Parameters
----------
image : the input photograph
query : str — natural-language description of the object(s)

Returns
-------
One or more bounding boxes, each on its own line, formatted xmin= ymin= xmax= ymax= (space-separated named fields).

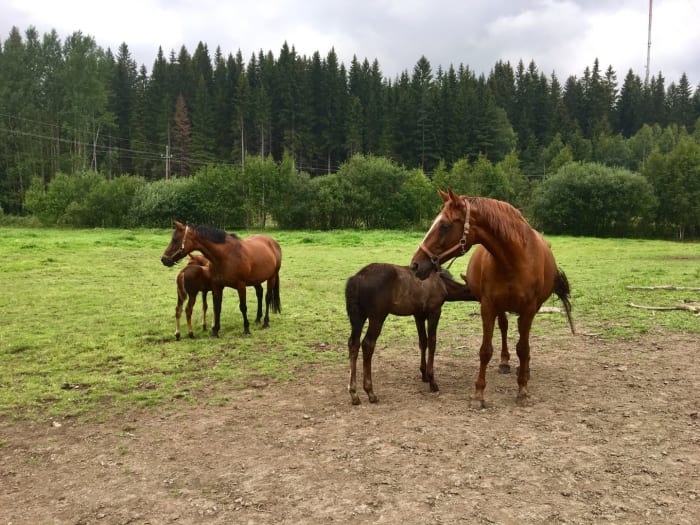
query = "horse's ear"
xmin=447 ymin=188 xmax=459 ymax=202
xmin=173 ymin=220 xmax=184 ymax=229
xmin=437 ymin=189 xmax=450 ymax=202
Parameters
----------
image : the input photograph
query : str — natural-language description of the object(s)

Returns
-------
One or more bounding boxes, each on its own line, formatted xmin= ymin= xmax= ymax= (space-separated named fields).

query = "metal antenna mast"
xmin=645 ymin=0 xmax=653 ymax=85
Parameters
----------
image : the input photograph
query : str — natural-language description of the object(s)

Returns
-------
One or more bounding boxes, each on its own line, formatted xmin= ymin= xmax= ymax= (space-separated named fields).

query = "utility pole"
xmin=645 ymin=0 xmax=653 ymax=85
xmin=162 ymin=126 xmax=172 ymax=179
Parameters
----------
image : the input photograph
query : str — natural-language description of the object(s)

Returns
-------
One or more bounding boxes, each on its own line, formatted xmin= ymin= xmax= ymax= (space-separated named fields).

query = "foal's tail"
xmin=554 ymin=268 xmax=575 ymax=335
xmin=176 ymin=271 xmax=187 ymax=303
xmin=345 ymin=275 xmax=365 ymax=333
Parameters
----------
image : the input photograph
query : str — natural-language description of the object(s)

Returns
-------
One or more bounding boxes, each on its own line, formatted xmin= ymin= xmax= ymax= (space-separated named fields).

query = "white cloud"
xmin=1 ymin=0 xmax=697 ymax=84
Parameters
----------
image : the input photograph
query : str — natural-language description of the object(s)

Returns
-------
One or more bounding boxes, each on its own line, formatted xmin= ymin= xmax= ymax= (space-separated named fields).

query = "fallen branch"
xmin=539 ymin=306 xmax=563 ymax=314
xmin=626 ymin=285 xmax=700 ymax=291
xmin=627 ymin=302 xmax=700 ymax=314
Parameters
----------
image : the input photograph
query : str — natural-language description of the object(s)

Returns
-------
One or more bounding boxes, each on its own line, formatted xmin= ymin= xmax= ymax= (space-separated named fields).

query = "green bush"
xmin=531 ymin=162 xmax=657 ymax=236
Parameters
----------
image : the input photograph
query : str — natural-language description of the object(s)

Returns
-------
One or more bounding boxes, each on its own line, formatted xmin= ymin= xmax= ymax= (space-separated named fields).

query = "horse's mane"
xmin=470 ymin=197 xmax=531 ymax=243
xmin=191 ymin=224 xmax=239 ymax=244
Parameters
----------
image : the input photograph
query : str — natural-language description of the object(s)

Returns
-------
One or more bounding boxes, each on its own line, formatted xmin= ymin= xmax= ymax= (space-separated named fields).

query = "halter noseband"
xmin=419 ymin=198 xmax=471 ymax=270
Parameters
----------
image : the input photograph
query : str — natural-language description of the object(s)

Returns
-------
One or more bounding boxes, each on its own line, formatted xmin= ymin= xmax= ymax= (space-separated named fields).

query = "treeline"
xmin=1 ymin=25 xmax=699 ymax=218
xmin=22 ymin=122 xmax=700 ymax=239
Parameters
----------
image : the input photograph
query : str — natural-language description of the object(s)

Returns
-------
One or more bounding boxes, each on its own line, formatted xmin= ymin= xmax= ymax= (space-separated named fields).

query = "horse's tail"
xmin=554 ymin=268 xmax=575 ymax=335
xmin=270 ymin=274 xmax=282 ymax=314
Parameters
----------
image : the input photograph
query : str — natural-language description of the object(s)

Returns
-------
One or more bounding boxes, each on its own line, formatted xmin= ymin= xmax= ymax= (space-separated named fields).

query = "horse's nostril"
xmin=410 ymin=262 xmax=418 ymax=272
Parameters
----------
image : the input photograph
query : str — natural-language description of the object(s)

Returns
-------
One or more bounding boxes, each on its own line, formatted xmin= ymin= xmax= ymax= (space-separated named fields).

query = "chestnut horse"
xmin=345 ymin=263 xmax=477 ymax=405
xmin=411 ymin=189 xmax=574 ymax=408
xmin=161 ymin=221 xmax=282 ymax=337
xmin=175 ymin=253 xmax=213 ymax=340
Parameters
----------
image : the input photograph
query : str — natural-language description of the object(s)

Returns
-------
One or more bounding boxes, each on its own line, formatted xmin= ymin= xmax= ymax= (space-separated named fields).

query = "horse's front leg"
xmin=211 ymin=286 xmax=224 ymax=338
xmin=237 ymin=286 xmax=250 ymax=335
xmin=361 ymin=318 xmax=384 ymax=403
xmin=472 ymin=304 xmax=496 ymax=409
xmin=254 ymin=284 xmax=264 ymax=324
xmin=515 ymin=311 xmax=535 ymax=404
xmin=497 ymin=312 xmax=510 ymax=373
xmin=425 ymin=309 xmax=441 ymax=392
xmin=414 ymin=315 xmax=429 ymax=383
xmin=185 ymin=294 xmax=197 ymax=338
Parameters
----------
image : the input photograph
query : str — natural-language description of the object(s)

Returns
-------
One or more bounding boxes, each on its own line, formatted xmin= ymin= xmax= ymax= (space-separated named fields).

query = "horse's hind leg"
xmin=497 ymin=312 xmax=510 ymax=373
xmin=515 ymin=311 xmax=535 ymax=404
xmin=254 ymin=284 xmax=264 ymax=325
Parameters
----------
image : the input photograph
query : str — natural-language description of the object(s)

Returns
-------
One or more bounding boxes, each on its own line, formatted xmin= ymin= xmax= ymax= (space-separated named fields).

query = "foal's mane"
xmin=470 ymin=197 xmax=531 ymax=244
xmin=191 ymin=224 xmax=239 ymax=244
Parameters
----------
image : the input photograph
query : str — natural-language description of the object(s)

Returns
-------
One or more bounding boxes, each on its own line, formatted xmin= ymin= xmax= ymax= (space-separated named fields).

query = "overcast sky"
xmin=2 ymin=0 xmax=699 ymax=86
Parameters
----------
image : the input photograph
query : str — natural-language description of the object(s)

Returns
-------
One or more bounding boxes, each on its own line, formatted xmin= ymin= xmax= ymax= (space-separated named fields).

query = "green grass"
xmin=0 ymin=227 xmax=698 ymax=420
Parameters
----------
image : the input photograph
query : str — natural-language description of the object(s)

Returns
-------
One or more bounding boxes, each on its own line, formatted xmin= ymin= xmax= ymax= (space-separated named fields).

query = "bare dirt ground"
xmin=2 ymin=328 xmax=699 ymax=524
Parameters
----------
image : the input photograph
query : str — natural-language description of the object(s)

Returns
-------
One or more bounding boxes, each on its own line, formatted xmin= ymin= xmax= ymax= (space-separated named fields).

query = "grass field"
xmin=1 ymin=227 xmax=698 ymax=420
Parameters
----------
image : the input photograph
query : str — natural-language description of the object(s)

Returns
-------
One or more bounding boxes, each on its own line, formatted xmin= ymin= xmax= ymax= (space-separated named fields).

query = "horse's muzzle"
xmin=161 ymin=255 xmax=175 ymax=267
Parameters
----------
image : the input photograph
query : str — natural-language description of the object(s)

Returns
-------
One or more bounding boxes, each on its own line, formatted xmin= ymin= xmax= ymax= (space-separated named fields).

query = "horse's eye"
xmin=439 ymin=222 xmax=451 ymax=234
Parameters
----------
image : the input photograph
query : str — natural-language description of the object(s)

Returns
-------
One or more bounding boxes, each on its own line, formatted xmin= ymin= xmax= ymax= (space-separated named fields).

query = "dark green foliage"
xmin=531 ymin=162 xmax=657 ymax=237
xmin=1 ymin=25 xmax=699 ymax=237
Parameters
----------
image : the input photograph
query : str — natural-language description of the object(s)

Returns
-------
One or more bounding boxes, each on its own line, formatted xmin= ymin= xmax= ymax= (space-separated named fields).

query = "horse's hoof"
xmin=368 ymin=394 xmax=378 ymax=403
xmin=470 ymin=398 xmax=486 ymax=410
xmin=430 ymin=383 xmax=439 ymax=392
xmin=188 ymin=332 xmax=195 ymax=339
xmin=262 ymin=323 xmax=270 ymax=329
xmin=175 ymin=333 xmax=181 ymax=341
xmin=516 ymin=392 xmax=530 ymax=406
xmin=351 ymin=396 xmax=361 ymax=406
xmin=210 ymin=333 xmax=219 ymax=339
xmin=499 ymin=364 xmax=511 ymax=374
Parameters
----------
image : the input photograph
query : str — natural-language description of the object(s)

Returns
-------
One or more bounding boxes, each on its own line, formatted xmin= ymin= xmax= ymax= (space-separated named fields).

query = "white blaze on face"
xmin=422 ymin=212 xmax=443 ymax=244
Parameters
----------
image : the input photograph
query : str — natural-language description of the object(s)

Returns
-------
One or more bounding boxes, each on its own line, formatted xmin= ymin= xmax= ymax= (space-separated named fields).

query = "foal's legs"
xmin=254 ymin=284 xmax=264 ymax=324
xmin=175 ymin=293 xmax=185 ymax=341
xmin=418 ymin=311 xmax=441 ymax=392
xmin=472 ymin=303 xmax=497 ymax=409
xmin=360 ymin=317 xmax=385 ymax=403
xmin=348 ymin=316 xmax=365 ymax=405
xmin=415 ymin=315 xmax=429 ymax=384
xmin=497 ymin=312 xmax=510 ymax=373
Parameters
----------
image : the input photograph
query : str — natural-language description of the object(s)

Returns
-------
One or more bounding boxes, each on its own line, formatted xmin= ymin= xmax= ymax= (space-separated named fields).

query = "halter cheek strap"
xmin=419 ymin=198 xmax=471 ymax=268
xmin=176 ymin=225 xmax=189 ymax=256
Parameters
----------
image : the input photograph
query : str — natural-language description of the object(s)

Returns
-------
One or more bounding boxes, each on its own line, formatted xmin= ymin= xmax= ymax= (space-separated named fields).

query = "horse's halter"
xmin=172 ymin=225 xmax=189 ymax=259
xmin=418 ymin=198 xmax=471 ymax=270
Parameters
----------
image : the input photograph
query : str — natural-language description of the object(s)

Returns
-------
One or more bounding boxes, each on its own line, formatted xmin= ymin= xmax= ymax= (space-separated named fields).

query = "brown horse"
xmin=175 ymin=253 xmax=213 ymax=340
xmin=161 ymin=221 xmax=282 ymax=337
xmin=175 ymin=253 xmax=266 ymax=340
xmin=410 ymin=189 xmax=574 ymax=408
xmin=345 ymin=263 xmax=477 ymax=405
